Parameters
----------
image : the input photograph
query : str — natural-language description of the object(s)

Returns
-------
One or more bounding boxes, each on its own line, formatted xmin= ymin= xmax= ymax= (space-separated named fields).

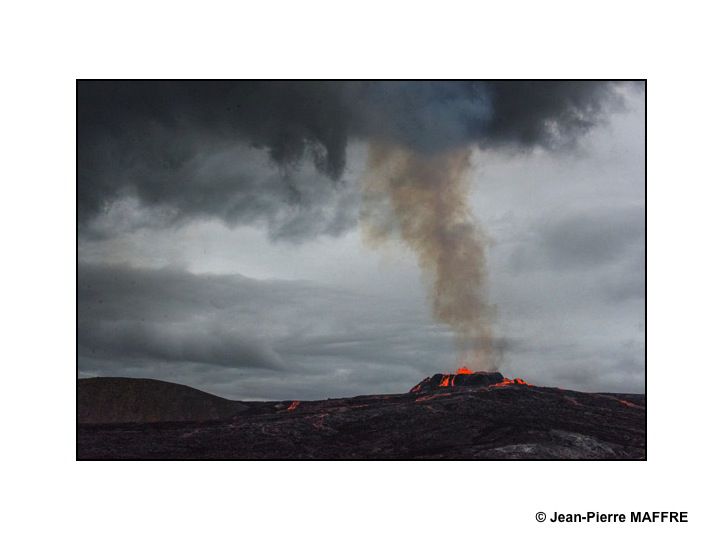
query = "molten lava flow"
xmin=437 ymin=368 xmax=476 ymax=388
xmin=439 ymin=374 xmax=460 ymax=387
xmin=489 ymin=378 xmax=531 ymax=388
xmin=415 ymin=392 xmax=452 ymax=402
xmin=287 ymin=400 xmax=300 ymax=411
xmin=617 ymin=399 xmax=643 ymax=409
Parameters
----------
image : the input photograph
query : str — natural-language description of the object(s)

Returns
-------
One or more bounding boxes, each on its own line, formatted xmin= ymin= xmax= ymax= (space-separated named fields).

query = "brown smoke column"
xmin=361 ymin=143 xmax=499 ymax=371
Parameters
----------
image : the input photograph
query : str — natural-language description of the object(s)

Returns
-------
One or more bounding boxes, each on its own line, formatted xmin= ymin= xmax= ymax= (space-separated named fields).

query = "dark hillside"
xmin=78 ymin=377 xmax=248 ymax=424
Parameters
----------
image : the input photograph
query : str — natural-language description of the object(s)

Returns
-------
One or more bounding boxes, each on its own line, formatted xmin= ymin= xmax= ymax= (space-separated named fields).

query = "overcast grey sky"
xmin=77 ymin=81 xmax=645 ymax=400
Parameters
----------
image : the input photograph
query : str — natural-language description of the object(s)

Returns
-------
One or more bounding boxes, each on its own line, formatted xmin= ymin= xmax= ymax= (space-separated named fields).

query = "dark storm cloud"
xmin=78 ymin=81 xmax=633 ymax=237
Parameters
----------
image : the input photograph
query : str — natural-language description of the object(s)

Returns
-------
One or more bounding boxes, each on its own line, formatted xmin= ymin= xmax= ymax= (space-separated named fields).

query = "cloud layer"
xmin=78 ymin=81 xmax=632 ymax=239
xmin=78 ymin=262 xmax=458 ymax=399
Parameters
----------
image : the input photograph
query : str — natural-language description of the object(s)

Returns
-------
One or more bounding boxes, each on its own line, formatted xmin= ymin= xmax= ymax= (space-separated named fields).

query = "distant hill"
xmin=78 ymin=377 xmax=248 ymax=424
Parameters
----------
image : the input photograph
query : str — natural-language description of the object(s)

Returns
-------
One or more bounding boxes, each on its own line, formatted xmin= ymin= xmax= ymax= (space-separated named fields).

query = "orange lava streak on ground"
xmin=415 ymin=392 xmax=452 ymax=402
xmin=287 ymin=400 xmax=300 ymax=411
xmin=617 ymin=399 xmax=643 ymax=409
xmin=489 ymin=378 xmax=531 ymax=388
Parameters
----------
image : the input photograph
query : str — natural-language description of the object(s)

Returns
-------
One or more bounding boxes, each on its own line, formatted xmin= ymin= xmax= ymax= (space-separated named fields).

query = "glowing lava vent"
xmin=409 ymin=370 xmax=512 ymax=393
xmin=489 ymin=378 xmax=531 ymax=388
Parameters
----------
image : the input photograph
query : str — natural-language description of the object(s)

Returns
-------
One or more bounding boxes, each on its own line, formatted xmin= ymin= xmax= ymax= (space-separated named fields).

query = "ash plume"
xmin=362 ymin=144 xmax=497 ymax=369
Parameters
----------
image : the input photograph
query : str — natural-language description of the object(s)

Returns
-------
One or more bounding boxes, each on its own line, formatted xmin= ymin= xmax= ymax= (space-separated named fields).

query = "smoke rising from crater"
xmin=362 ymin=144 xmax=498 ymax=370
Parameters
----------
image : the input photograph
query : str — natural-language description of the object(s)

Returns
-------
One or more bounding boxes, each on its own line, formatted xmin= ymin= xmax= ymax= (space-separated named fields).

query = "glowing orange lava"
xmin=437 ymin=367 xmax=473 ymax=387
xmin=489 ymin=378 xmax=531 ymax=388
xmin=287 ymin=400 xmax=300 ymax=411
xmin=617 ymin=399 xmax=643 ymax=409
xmin=416 ymin=392 xmax=452 ymax=402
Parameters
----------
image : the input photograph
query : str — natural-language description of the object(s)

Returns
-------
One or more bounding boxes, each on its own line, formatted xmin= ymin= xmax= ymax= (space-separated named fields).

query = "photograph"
xmin=76 ymin=80 xmax=646 ymax=460
xmin=6 ymin=2 xmax=718 ymax=537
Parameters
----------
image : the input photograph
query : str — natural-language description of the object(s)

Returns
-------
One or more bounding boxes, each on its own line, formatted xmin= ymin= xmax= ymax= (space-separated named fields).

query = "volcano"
xmin=77 ymin=371 xmax=646 ymax=460
xmin=410 ymin=369 xmax=509 ymax=392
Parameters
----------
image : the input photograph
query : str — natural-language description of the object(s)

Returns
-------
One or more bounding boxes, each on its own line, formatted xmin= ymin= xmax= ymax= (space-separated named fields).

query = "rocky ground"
xmin=77 ymin=375 xmax=646 ymax=460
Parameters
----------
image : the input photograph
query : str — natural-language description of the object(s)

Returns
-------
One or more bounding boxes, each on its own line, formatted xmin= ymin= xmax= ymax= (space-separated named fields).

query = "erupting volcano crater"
xmin=410 ymin=367 xmax=531 ymax=392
